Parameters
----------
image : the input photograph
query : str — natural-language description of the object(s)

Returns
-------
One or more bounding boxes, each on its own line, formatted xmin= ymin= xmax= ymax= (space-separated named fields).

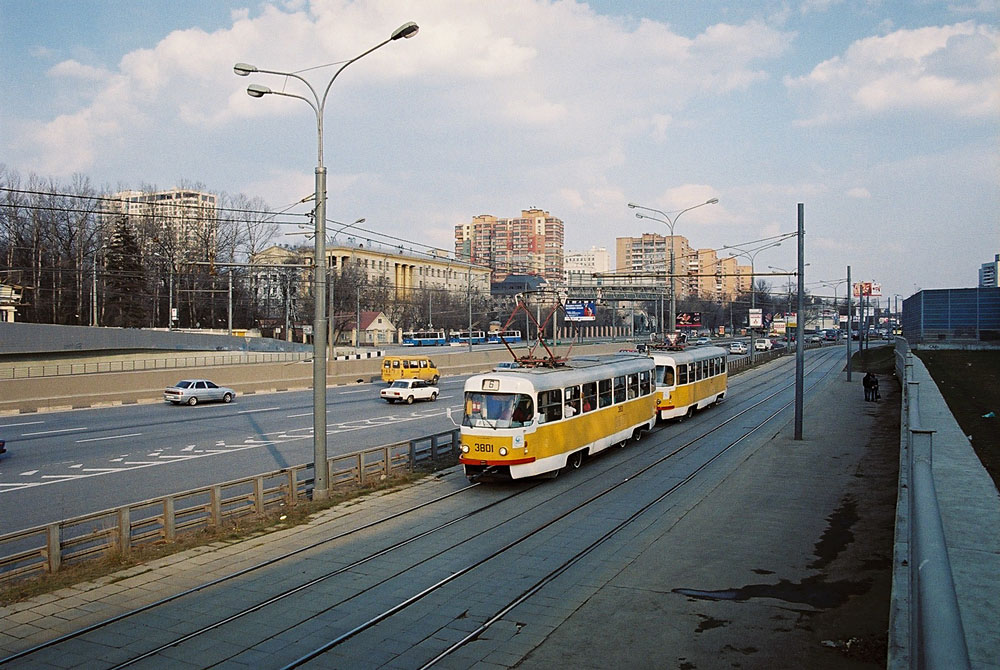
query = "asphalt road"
xmin=0 ymin=376 xmax=470 ymax=535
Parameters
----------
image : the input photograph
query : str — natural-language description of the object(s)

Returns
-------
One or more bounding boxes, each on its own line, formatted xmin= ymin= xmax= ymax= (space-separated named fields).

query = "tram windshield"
xmin=463 ymin=392 xmax=534 ymax=429
xmin=655 ymin=364 xmax=675 ymax=387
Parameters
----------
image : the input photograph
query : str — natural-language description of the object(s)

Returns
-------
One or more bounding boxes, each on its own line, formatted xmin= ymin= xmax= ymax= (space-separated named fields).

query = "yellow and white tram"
xmin=459 ymin=354 xmax=657 ymax=480
xmin=651 ymin=346 xmax=728 ymax=421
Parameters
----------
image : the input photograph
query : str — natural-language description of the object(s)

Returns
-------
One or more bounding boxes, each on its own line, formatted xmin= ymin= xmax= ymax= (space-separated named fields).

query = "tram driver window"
xmin=582 ymin=382 xmax=597 ymax=412
xmin=658 ymin=365 xmax=675 ymax=386
xmin=613 ymin=375 xmax=626 ymax=403
xmin=598 ymin=379 xmax=612 ymax=408
xmin=537 ymin=389 xmax=562 ymax=424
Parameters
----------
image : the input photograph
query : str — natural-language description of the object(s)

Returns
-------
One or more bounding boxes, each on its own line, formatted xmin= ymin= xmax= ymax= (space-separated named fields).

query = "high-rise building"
xmin=564 ymin=247 xmax=610 ymax=285
xmin=979 ymin=253 xmax=999 ymax=288
xmin=455 ymin=208 xmax=564 ymax=282
xmin=615 ymin=233 xmax=694 ymax=297
xmin=102 ymin=188 xmax=218 ymax=260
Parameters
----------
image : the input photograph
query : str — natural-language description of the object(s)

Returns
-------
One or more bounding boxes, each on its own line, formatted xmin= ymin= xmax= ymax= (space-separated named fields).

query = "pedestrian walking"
xmin=863 ymin=371 xmax=876 ymax=401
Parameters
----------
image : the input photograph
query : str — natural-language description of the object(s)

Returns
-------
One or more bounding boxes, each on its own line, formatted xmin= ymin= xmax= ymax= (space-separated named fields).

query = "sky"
xmin=1 ymin=0 xmax=997 ymax=306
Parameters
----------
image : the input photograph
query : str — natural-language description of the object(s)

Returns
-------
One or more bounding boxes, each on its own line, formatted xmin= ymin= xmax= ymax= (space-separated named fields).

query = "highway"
xmin=0 ymin=377 xmax=469 ymax=535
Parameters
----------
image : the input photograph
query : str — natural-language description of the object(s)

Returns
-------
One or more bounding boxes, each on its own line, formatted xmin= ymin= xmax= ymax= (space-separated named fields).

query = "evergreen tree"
xmin=103 ymin=215 xmax=148 ymax=327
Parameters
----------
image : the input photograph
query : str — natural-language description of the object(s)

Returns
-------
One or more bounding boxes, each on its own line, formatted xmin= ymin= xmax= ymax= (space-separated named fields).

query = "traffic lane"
xmin=0 ymin=377 xmax=467 ymax=471
xmin=0 ymin=382 xmax=467 ymax=534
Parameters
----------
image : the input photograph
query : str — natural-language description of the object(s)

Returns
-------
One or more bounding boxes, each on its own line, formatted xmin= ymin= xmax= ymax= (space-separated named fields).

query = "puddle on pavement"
xmin=810 ymin=495 xmax=858 ymax=570
xmin=673 ymin=574 xmax=871 ymax=610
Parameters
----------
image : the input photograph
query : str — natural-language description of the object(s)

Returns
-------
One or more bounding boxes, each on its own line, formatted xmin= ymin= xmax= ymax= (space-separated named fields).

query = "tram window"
xmin=538 ymin=389 xmax=562 ymax=424
xmin=660 ymin=365 xmax=675 ymax=386
xmin=704 ymin=360 xmax=710 ymax=378
xmin=640 ymin=370 xmax=651 ymax=395
xmin=721 ymin=357 xmax=727 ymax=374
xmin=598 ymin=379 xmax=613 ymax=408
xmin=613 ymin=375 xmax=626 ymax=403
xmin=582 ymin=382 xmax=597 ymax=412
xmin=678 ymin=364 xmax=688 ymax=385
xmin=627 ymin=374 xmax=638 ymax=399
xmin=564 ymin=386 xmax=581 ymax=417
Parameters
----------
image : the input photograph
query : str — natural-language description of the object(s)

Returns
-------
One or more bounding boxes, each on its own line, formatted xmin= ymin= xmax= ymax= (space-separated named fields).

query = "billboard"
xmin=565 ymin=300 xmax=597 ymax=321
xmin=749 ymin=308 xmax=762 ymax=328
xmin=675 ymin=312 xmax=701 ymax=328
xmin=853 ymin=281 xmax=882 ymax=297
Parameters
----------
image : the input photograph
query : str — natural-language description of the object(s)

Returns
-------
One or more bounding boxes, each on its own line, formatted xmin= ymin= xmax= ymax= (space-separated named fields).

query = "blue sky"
xmin=1 ymin=0 xmax=997 ymax=304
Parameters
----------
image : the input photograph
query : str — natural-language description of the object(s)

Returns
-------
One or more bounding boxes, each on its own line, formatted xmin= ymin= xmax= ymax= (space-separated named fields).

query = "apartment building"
xmin=455 ymin=208 xmax=565 ymax=283
xmin=564 ymin=247 xmax=610 ymax=285
xmin=103 ymin=188 xmax=218 ymax=260
xmin=615 ymin=233 xmax=694 ymax=296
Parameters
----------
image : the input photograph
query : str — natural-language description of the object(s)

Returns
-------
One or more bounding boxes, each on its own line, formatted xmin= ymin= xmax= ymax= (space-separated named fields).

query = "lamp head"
xmin=247 ymin=84 xmax=271 ymax=98
xmin=391 ymin=21 xmax=419 ymax=40
xmin=233 ymin=63 xmax=257 ymax=77
xmin=706 ymin=198 xmax=719 ymax=205
xmin=627 ymin=202 xmax=637 ymax=209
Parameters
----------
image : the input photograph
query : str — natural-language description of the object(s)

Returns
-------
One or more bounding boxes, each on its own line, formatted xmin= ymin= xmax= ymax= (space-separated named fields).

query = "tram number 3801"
xmin=472 ymin=443 xmax=494 ymax=453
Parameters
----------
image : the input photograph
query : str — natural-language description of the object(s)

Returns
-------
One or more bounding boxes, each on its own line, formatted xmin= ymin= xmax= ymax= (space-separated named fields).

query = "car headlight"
xmin=499 ymin=447 xmax=508 ymax=456
xmin=461 ymin=445 xmax=470 ymax=454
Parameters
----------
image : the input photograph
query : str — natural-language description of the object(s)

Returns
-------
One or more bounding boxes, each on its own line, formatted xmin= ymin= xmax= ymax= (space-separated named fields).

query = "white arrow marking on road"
xmin=20 ymin=470 xmax=38 ymax=476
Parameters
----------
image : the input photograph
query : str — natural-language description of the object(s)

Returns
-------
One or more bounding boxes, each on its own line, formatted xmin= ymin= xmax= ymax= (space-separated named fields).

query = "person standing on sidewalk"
xmin=863 ymin=371 xmax=876 ymax=401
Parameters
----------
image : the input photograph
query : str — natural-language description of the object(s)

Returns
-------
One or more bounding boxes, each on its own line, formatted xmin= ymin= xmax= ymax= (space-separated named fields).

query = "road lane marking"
xmin=22 ymin=427 xmax=87 ymax=436
xmin=76 ymin=433 xmax=143 ymax=443
xmin=0 ymin=420 xmax=44 ymax=428
xmin=20 ymin=470 xmax=39 ymax=476
xmin=237 ymin=407 xmax=280 ymax=414
xmin=337 ymin=389 xmax=369 ymax=395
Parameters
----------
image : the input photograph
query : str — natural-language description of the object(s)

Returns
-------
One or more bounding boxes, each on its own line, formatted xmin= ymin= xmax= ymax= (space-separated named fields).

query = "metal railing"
xmin=893 ymin=341 xmax=970 ymax=669
xmin=0 ymin=351 xmax=312 ymax=380
xmin=0 ymin=429 xmax=459 ymax=585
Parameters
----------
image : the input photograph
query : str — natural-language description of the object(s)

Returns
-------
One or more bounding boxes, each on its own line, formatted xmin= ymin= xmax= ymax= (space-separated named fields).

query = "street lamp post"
xmin=235 ymin=20 xmax=418 ymax=501
xmin=627 ymin=198 xmax=718 ymax=337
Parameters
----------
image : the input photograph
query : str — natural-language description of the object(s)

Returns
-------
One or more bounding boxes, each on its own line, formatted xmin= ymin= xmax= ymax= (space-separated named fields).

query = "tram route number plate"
xmin=482 ymin=379 xmax=500 ymax=391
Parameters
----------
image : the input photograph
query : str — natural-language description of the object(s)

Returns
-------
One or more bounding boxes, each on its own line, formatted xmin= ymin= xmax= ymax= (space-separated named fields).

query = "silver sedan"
xmin=163 ymin=379 xmax=236 ymax=406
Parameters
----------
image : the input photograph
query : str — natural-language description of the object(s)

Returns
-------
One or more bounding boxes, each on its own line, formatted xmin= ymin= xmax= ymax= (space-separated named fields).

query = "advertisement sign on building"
xmin=853 ymin=281 xmax=882 ymax=297
xmin=565 ymin=300 xmax=597 ymax=321
xmin=749 ymin=308 xmax=762 ymax=328
xmin=675 ymin=312 xmax=701 ymax=328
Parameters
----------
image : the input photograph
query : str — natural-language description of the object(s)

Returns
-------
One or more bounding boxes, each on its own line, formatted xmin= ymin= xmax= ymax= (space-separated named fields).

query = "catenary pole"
xmin=794 ymin=203 xmax=805 ymax=440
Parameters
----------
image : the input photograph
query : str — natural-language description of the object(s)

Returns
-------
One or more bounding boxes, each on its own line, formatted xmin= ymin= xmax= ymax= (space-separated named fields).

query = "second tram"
xmin=459 ymin=354 xmax=656 ymax=480
xmin=651 ymin=346 xmax=728 ymax=421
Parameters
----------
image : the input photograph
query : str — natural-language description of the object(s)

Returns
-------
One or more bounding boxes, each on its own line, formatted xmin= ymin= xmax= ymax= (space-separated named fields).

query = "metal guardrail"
xmin=0 ymin=351 xmax=312 ymax=380
xmin=0 ymin=429 xmax=459 ymax=586
xmin=894 ymin=341 xmax=971 ymax=670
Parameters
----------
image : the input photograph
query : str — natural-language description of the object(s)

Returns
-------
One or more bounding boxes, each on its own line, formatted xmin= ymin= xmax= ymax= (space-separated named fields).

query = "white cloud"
xmin=48 ymin=60 xmax=112 ymax=82
xmin=846 ymin=187 xmax=871 ymax=198
xmin=785 ymin=21 xmax=1000 ymax=124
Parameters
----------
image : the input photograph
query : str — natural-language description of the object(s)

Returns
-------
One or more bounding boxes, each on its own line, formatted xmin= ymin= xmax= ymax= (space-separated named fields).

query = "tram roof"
xmin=649 ymin=346 xmax=728 ymax=365
xmin=466 ymin=353 xmax=654 ymax=393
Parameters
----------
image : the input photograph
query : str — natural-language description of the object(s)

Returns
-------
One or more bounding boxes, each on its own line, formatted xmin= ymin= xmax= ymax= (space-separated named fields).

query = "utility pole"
xmin=846 ymin=266 xmax=853 ymax=381
xmin=794 ymin=203 xmax=804 ymax=440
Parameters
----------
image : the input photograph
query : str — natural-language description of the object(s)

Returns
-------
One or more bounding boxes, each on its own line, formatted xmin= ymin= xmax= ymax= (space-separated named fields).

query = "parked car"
xmin=808 ymin=334 xmax=823 ymax=343
xmin=380 ymin=378 xmax=439 ymax=404
xmin=163 ymin=379 xmax=236 ymax=406
xmin=728 ymin=341 xmax=748 ymax=355
xmin=693 ymin=337 xmax=712 ymax=346
xmin=492 ymin=361 xmax=522 ymax=371
xmin=754 ymin=338 xmax=773 ymax=351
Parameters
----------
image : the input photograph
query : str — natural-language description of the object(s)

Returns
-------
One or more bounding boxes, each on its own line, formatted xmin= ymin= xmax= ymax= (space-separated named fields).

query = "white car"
xmin=492 ymin=361 xmax=522 ymax=371
xmin=728 ymin=341 xmax=748 ymax=355
xmin=380 ymin=378 xmax=439 ymax=404
xmin=754 ymin=338 xmax=773 ymax=351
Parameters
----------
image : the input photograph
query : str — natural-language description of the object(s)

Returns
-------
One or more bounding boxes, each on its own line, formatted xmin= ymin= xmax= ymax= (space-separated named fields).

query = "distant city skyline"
xmin=2 ymin=0 xmax=996 ymax=302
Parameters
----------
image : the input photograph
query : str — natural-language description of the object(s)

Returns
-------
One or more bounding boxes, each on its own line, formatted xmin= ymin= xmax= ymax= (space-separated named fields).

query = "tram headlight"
xmin=499 ymin=447 xmax=508 ymax=457
xmin=461 ymin=444 xmax=470 ymax=454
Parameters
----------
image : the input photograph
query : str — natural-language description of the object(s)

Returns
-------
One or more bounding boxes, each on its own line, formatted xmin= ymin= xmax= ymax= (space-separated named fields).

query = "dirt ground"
xmin=915 ymin=350 xmax=1000 ymax=491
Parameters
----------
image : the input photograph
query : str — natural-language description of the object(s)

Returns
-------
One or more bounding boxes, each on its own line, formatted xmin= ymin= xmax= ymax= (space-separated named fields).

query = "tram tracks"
xmin=1 ymin=348 xmax=840 ymax=669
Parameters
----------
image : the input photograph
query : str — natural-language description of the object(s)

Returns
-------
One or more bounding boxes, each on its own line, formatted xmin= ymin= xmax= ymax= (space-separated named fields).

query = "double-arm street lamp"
xmin=234 ymin=20 xmax=418 ymax=500
xmin=627 ymin=198 xmax=718 ymax=335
